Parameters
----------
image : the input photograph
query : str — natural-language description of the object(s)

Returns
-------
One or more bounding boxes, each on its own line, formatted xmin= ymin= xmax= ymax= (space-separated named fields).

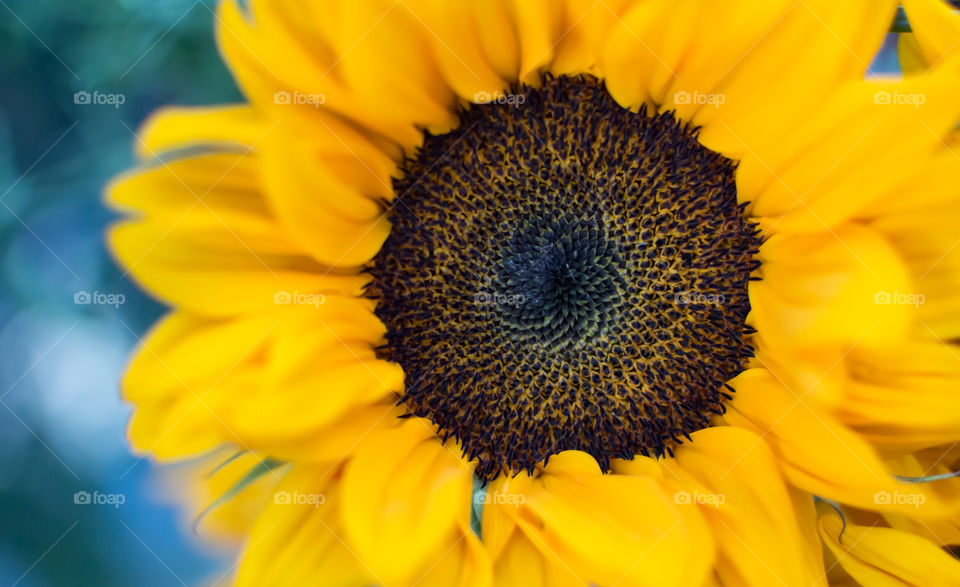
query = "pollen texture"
xmin=369 ymin=74 xmax=761 ymax=482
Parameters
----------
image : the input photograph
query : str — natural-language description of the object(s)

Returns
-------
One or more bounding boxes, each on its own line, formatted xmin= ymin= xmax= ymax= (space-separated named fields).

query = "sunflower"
xmin=109 ymin=0 xmax=960 ymax=585
xmin=898 ymin=0 xmax=960 ymax=74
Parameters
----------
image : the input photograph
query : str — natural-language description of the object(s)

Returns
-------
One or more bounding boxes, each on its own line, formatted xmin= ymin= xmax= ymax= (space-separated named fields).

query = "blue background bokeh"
xmin=0 ymin=1 xmax=904 ymax=585
xmin=0 ymin=1 xmax=242 ymax=585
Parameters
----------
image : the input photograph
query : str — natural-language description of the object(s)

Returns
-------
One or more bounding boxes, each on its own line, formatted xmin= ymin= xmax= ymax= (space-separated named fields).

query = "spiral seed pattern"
xmin=369 ymin=74 xmax=760 ymax=481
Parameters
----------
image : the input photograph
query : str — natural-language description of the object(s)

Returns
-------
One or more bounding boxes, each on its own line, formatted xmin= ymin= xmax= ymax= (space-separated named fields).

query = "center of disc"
xmin=368 ymin=74 xmax=760 ymax=482
xmin=495 ymin=214 xmax=626 ymax=348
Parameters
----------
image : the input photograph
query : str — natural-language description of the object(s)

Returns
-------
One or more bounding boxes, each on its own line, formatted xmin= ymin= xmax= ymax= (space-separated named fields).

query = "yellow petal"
xmin=134 ymin=105 xmax=267 ymax=158
xmin=480 ymin=473 xmax=536 ymax=561
xmin=472 ymin=0 xmax=521 ymax=81
xmin=750 ymin=224 xmax=913 ymax=352
xmin=900 ymin=0 xmax=960 ymax=72
xmin=601 ymin=0 xmax=696 ymax=111
xmin=217 ymin=0 xmax=447 ymax=150
xmin=603 ymin=0 xmax=897 ymax=157
xmin=750 ymin=336 xmax=849 ymax=408
xmin=665 ymin=427 xmax=827 ymax=586
xmin=107 ymin=153 xmax=368 ymax=315
xmin=259 ymin=123 xmax=394 ymax=267
xmin=839 ymin=340 xmax=960 ymax=454
xmin=334 ymin=0 xmax=459 ymax=138
xmin=734 ymin=69 xmax=960 ymax=232
xmin=417 ymin=523 xmax=493 ymax=587
xmin=503 ymin=0 xmax=564 ymax=84
xmin=818 ymin=501 xmax=960 ymax=586
xmin=728 ymin=369 xmax=960 ymax=517
xmin=869 ymin=194 xmax=960 ymax=339
xmin=728 ymin=369 xmax=892 ymax=503
xmin=235 ymin=465 xmax=377 ymax=586
xmin=550 ymin=0 xmax=633 ymax=77
xmin=127 ymin=392 xmax=228 ymax=460
xmin=124 ymin=307 xmax=402 ymax=462
xmin=225 ymin=303 xmax=403 ymax=443
xmin=694 ymin=0 xmax=897 ymax=155
xmin=664 ymin=0 xmax=799 ymax=122
xmin=520 ymin=451 xmax=715 ymax=587
xmin=883 ymin=448 xmax=960 ymax=546
xmin=403 ymin=0 xmax=510 ymax=101
xmin=161 ymin=450 xmax=281 ymax=543
xmin=340 ymin=419 xmax=474 ymax=584
xmin=493 ymin=526 xmax=585 ymax=587
xmin=124 ymin=311 xmax=277 ymax=458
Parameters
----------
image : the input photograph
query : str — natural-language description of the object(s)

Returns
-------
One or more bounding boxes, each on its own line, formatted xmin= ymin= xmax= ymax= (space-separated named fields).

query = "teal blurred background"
xmin=0 ymin=1 xmax=906 ymax=586
xmin=0 ymin=1 xmax=242 ymax=585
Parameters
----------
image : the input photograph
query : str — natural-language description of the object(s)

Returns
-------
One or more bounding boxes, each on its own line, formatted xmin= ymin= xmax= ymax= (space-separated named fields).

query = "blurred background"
xmin=0 ymin=2 xmax=904 ymax=586
xmin=0 ymin=0 xmax=242 ymax=585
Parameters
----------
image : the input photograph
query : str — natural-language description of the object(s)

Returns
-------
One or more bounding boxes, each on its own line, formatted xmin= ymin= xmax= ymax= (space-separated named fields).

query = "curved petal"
xmin=818 ymin=501 xmax=960 ymax=586
xmin=217 ymin=0 xmax=457 ymax=151
xmin=134 ymin=105 xmax=268 ymax=158
xmin=750 ymin=224 xmax=913 ymax=352
xmin=259 ymin=123 xmax=394 ymax=267
xmin=869 ymin=195 xmax=960 ymax=340
xmin=839 ymin=340 xmax=960 ymax=454
xmin=179 ymin=451 xmax=285 ymax=543
xmin=601 ymin=0 xmax=700 ymax=111
xmin=502 ymin=0 xmax=565 ymax=84
xmin=107 ymin=153 xmax=369 ymax=316
xmin=492 ymin=525 xmax=587 ymax=587
xmin=734 ymin=69 xmax=960 ymax=233
xmin=333 ymin=0 xmax=459 ymax=137
xmin=694 ymin=0 xmax=897 ymax=155
xmin=550 ymin=0 xmax=634 ymax=77
xmin=234 ymin=464 xmax=375 ymax=586
xmin=416 ymin=521 xmax=493 ymax=587
xmin=484 ymin=451 xmax=715 ymax=587
xmin=603 ymin=0 xmax=897 ymax=158
xmin=340 ymin=419 xmax=475 ymax=584
xmin=663 ymin=427 xmax=827 ymax=586
xmin=900 ymin=0 xmax=960 ymax=73
xmin=883 ymin=446 xmax=960 ymax=546
xmin=402 ymin=0 xmax=512 ymax=101
xmin=123 ymin=306 xmax=403 ymax=462
xmin=728 ymin=369 xmax=960 ymax=518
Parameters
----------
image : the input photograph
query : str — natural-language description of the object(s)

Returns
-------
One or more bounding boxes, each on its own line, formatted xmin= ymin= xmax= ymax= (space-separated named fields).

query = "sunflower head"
xmin=109 ymin=0 xmax=960 ymax=584
xmin=369 ymin=73 xmax=760 ymax=480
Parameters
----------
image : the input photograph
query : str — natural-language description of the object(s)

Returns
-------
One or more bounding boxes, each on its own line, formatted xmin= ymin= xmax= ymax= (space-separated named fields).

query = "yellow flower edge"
xmin=898 ymin=0 xmax=960 ymax=74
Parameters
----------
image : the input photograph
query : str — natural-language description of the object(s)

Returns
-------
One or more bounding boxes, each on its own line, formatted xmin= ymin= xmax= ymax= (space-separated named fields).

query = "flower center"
xmin=369 ymin=74 xmax=760 ymax=482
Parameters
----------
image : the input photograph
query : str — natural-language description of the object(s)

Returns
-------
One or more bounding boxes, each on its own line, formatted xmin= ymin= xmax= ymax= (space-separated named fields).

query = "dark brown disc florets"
xmin=368 ymin=74 xmax=760 ymax=482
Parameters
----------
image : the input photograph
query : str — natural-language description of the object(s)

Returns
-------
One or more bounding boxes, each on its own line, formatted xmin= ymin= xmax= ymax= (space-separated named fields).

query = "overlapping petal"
xmin=818 ymin=501 xmax=960 ymax=585
xmin=340 ymin=419 xmax=477 ymax=584
xmin=482 ymin=452 xmax=714 ymax=587
xmin=106 ymin=1 xmax=960 ymax=585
